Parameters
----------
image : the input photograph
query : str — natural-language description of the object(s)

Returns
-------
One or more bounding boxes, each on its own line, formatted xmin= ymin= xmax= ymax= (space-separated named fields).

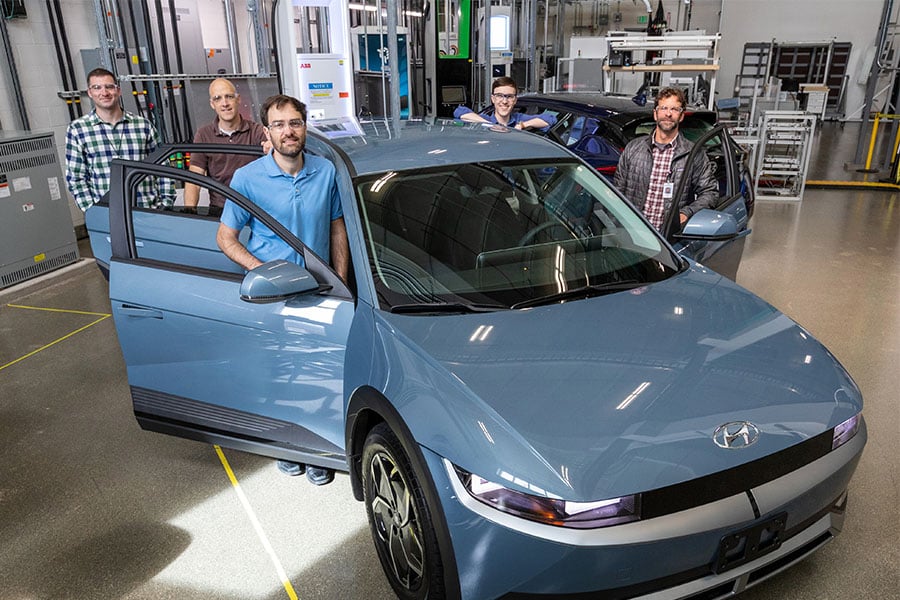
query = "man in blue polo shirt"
xmin=216 ymin=94 xmax=349 ymax=485
xmin=217 ymin=94 xmax=349 ymax=281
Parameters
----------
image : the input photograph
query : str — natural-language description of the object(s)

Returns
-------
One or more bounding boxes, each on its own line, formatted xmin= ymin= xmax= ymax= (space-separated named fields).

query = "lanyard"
xmin=106 ymin=124 xmax=126 ymax=158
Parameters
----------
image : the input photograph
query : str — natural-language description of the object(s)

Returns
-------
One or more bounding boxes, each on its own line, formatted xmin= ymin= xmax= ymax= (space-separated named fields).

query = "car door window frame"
xmin=107 ymin=147 xmax=353 ymax=300
xmin=662 ymin=124 xmax=740 ymax=239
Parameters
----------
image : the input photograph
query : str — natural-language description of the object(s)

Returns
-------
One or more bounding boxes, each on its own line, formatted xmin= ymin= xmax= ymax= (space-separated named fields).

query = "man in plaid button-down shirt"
xmin=65 ymin=67 xmax=174 ymax=212
xmin=614 ymin=87 xmax=716 ymax=233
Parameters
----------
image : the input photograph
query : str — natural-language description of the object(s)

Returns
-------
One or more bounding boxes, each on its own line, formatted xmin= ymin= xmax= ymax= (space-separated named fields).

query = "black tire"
xmin=361 ymin=422 xmax=445 ymax=600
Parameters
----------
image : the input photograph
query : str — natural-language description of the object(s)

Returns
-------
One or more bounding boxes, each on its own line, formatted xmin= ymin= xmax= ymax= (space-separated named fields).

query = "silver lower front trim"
xmin=637 ymin=509 xmax=837 ymax=600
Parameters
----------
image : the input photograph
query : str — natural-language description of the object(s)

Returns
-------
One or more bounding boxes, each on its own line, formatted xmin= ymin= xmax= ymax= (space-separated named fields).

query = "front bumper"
xmin=426 ymin=419 xmax=866 ymax=600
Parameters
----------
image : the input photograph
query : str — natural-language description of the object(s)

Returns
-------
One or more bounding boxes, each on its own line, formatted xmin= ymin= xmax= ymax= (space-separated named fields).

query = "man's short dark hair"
xmin=87 ymin=67 xmax=117 ymax=85
xmin=260 ymin=95 xmax=307 ymax=126
xmin=492 ymin=76 xmax=518 ymax=92
xmin=656 ymin=87 xmax=687 ymax=109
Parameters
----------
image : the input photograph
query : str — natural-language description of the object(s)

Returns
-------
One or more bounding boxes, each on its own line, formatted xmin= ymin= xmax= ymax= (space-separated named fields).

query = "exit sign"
xmin=638 ymin=15 xmax=648 ymax=23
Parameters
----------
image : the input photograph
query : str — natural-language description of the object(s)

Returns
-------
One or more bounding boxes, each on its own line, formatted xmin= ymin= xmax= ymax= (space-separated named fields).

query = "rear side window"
xmin=627 ymin=114 xmax=716 ymax=143
xmin=122 ymin=169 xmax=247 ymax=276
xmin=558 ymin=115 xmax=598 ymax=147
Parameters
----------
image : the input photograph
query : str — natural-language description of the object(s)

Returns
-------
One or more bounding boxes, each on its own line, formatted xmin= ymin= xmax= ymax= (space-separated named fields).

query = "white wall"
xmin=719 ymin=0 xmax=890 ymax=120
xmin=196 ymin=0 xmax=261 ymax=72
xmin=197 ymin=0 xmax=230 ymax=49
xmin=550 ymin=0 xmax=724 ymax=61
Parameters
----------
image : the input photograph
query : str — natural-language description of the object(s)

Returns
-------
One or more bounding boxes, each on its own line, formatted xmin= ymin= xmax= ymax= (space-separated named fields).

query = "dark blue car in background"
xmin=485 ymin=91 xmax=755 ymax=218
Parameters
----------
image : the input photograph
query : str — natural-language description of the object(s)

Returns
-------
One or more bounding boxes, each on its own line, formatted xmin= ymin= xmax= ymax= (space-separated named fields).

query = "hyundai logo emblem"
xmin=713 ymin=421 xmax=760 ymax=449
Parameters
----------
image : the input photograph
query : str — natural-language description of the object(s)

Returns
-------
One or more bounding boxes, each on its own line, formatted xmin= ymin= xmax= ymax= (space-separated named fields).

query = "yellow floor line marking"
xmin=214 ymin=445 xmax=300 ymax=600
xmin=806 ymin=180 xmax=900 ymax=189
xmin=0 ymin=304 xmax=111 ymax=372
xmin=5 ymin=303 xmax=111 ymax=317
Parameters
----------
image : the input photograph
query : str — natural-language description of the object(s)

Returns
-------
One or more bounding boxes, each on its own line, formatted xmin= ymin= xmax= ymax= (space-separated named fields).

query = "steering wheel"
xmin=518 ymin=220 xmax=576 ymax=247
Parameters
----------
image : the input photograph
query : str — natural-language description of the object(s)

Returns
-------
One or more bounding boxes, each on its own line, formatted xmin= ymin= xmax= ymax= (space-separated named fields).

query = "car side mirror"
xmin=675 ymin=209 xmax=739 ymax=241
xmin=240 ymin=259 xmax=322 ymax=303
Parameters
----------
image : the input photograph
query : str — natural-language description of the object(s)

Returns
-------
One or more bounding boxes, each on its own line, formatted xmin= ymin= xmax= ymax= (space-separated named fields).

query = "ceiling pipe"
xmin=0 ymin=8 xmax=31 ymax=130
xmin=46 ymin=0 xmax=76 ymax=121
xmin=224 ymin=0 xmax=241 ymax=74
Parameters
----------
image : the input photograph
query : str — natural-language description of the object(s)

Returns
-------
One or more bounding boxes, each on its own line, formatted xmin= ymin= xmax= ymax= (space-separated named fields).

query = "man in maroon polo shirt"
xmin=184 ymin=78 xmax=268 ymax=210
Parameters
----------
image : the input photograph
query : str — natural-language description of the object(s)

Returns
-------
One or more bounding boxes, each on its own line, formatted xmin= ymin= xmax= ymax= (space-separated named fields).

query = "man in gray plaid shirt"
xmin=614 ymin=87 xmax=717 ymax=233
xmin=65 ymin=67 xmax=174 ymax=211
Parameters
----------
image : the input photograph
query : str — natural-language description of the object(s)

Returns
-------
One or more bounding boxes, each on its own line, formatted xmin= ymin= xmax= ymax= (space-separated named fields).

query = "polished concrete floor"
xmin=1 ymin=122 xmax=898 ymax=599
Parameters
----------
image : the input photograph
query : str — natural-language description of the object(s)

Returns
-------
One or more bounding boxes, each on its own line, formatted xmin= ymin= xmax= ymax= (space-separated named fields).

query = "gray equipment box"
xmin=0 ymin=131 xmax=80 ymax=289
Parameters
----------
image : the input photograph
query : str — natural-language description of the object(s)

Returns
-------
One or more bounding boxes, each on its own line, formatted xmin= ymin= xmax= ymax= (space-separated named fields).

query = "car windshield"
xmin=356 ymin=159 xmax=681 ymax=310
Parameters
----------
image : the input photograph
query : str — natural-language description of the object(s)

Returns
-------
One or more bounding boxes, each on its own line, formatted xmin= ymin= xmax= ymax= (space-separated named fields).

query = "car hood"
xmin=372 ymin=267 xmax=862 ymax=501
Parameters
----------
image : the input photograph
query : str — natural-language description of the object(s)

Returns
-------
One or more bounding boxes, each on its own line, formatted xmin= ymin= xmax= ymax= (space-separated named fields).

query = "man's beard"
xmin=657 ymin=119 xmax=678 ymax=133
xmin=274 ymin=137 xmax=304 ymax=158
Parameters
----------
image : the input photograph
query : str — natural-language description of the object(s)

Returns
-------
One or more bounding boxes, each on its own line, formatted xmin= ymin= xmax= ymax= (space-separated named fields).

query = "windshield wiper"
xmin=389 ymin=302 xmax=505 ymax=314
xmin=510 ymin=280 xmax=644 ymax=310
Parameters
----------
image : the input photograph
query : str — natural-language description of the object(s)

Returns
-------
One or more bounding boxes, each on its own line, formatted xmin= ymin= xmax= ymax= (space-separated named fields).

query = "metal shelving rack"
xmin=602 ymin=34 xmax=721 ymax=110
xmin=754 ymin=111 xmax=817 ymax=201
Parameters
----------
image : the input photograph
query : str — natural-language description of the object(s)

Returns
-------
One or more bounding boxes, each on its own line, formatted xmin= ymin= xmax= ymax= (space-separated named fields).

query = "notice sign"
xmin=13 ymin=176 xmax=32 ymax=192
xmin=308 ymin=82 xmax=335 ymax=104
xmin=0 ymin=174 xmax=9 ymax=198
xmin=48 ymin=176 xmax=62 ymax=200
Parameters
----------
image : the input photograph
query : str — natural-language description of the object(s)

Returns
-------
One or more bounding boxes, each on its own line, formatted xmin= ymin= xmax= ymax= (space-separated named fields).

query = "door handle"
xmin=106 ymin=236 xmax=144 ymax=247
xmin=118 ymin=304 xmax=163 ymax=319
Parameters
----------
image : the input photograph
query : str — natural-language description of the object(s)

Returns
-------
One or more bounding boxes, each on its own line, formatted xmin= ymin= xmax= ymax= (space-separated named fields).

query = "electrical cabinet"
xmin=754 ymin=111 xmax=817 ymax=201
xmin=0 ymin=131 xmax=79 ymax=289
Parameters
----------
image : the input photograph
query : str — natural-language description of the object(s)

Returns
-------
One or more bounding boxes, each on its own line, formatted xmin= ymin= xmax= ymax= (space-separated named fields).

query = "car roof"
xmin=516 ymin=92 xmax=716 ymax=128
xmin=519 ymin=92 xmax=652 ymax=116
xmin=314 ymin=120 xmax=574 ymax=177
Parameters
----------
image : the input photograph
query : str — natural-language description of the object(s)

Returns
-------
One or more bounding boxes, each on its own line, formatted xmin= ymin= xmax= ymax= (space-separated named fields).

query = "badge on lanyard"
xmin=662 ymin=182 xmax=674 ymax=199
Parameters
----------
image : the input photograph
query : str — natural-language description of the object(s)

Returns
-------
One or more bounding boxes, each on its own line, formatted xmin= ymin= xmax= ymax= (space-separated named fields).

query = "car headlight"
xmin=454 ymin=466 xmax=641 ymax=529
xmin=832 ymin=413 xmax=861 ymax=450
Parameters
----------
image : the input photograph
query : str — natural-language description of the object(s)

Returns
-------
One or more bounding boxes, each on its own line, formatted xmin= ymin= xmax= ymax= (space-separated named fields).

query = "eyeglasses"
xmin=655 ymin=105 xmax=684 ymax=114
xmin=89 ymin=84 xmax=119 ymax=92
xmin=211 ymin=93 xmax=237 ymax=104
xmin=267 ymin=119 xmax=306 ymax=132
xmin=492 ymin=93 xmax=517 ymax=101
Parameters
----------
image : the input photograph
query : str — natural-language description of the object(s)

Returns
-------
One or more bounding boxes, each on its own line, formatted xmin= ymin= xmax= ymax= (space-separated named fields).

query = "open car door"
xmin=664 ymin=124 xmax=751 ymax=280
xmin=104 ymin=151 xmax=354 ymax=470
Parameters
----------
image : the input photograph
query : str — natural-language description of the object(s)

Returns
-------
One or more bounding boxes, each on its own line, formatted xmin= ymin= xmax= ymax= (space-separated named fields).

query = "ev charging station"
xmin=275 ymin=0 xmax=361 ymax=135
xmin=425 ymin=0 xmax=516 ymax=118
xmin=487 ymin=9 xmax=513 ymax=79
xmin=427 ymin=0 xmax=473 ymax=117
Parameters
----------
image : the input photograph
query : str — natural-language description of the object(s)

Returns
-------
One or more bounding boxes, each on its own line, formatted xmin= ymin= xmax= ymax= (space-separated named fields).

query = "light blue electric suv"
xmin=87 ymin=120 xmax=864 ymax=600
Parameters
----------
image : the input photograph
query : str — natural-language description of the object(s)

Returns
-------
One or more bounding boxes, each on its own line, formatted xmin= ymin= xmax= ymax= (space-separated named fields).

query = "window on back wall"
xmin=736 ymin=41 xmax=852 ymax=119
xmin=771 ymin=42 xmax=852 ymax=115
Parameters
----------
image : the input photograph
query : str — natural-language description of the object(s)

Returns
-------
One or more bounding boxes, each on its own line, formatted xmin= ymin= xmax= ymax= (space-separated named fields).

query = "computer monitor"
xmin=490 ymin=15 xmax=510 ymax=51
xmin=781 ymin=78 xmax=801 ymax=93
xmin=441 ymin=85 xmax=466 ymax=105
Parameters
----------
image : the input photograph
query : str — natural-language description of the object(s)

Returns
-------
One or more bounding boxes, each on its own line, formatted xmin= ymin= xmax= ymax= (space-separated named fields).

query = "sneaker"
xmin=276 ymin=460 xmax=305 ymax=476
xmin=306 ymin=466 xmax=334 ymax=486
